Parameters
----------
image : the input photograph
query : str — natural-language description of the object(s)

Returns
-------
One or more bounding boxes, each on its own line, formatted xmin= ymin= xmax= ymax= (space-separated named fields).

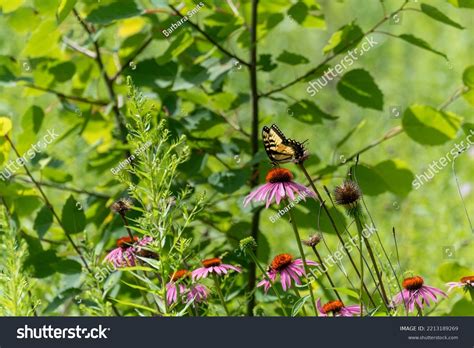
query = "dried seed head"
xmin=111 ymin=198 xmax=133 ymax=215
xmin=304 ymin=234 xmax=322 ymax=247
xmin=334 ymin=181 xmax=361 ymax=208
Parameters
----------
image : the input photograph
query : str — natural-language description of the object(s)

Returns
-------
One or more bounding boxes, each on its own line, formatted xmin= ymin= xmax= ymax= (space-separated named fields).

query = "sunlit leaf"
xmin=337 ymin=69 xmax=384 ymax=110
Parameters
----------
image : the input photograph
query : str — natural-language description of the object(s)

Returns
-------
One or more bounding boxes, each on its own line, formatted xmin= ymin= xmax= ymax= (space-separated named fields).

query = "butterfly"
xmin=262 ymin=124 xmax=307 ymax=165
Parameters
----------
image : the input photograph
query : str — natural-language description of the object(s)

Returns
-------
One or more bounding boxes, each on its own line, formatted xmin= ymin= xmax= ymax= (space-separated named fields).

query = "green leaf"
xmin=398 ymin=34 xmax=448 ymax=60
xmin=0 ymin=0 xmax=25 ymax=13
xmin=402 ymin=105 xmax=463 ymax=145
xmin=287 ymin=1 xmax=325 ymax=29
xmin=33 ymin=205 xmax=53 ymax=239
xmin=17 ymin=106 xmax=44 ymax=154
xmin=42 ymin=167 xmax=73 ymax=183
xmin=291 ymin=295 xmax=310 ymax=317
xmin=56 ymin=0 xmax=76 ymax=24
xmin=61 ymin=195 xmax=86 ymax=234
xmin=257 ymin=54 xmax=278 ymax=72
xmin=462 ymin=65 xmax=474 ymax=88
xmin=208 ymin=169 xmax=249 ymax=194
xmin=55 ymin=259 xmax=82 ymax=274
xmin=354 ymin=164 xmax=388 ymax=196
xmin=112 ymin=298 xmax=159 ymax=314
xmin=276 ymin=51 xmax=309 ymax=65
xmin=0 ymin=117 xmax=12 ymax=136
xmin=448 ymin=298 xmax=474 ymax=316
xmin=337 ymin=69 xmax=384 ymax=110
xmin=49 ymin=62 xmax=76 ymax=82
xmin=447 ymin=0 xmax=474 ymax=9
xmin=323 ymin=22 xmax=363 ymax=54
xmin=86 ymin=1 xmax=142 ymax=24
xmin=22 ymin=19 xmax=60 ymax=58
xmin=373 ymin=159 xmax=414 ymax=197
xmin=463 ymin=89 xmax=474 ymax=106
xmin=437 ymin=261 xmax=470 ymax=282
xmin=326 ymin=287 xmax=359 ymax=299
xmin=420 ymin=3 xmax=464 ymax=29
xmin=156 ymin=32 xmax=194 ymax=64
xmin=289 ymin=100 xmax=338 ymax=124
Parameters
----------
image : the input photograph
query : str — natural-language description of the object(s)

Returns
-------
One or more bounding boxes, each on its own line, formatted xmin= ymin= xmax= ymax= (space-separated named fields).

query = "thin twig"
xmin=260 ymin=1 xmax=409 ymax=98
xmin=168 ymin=5 xmax=250 ymax=67
xmin=24 ymin=84 xmax=108 ymax=106
xmin=4 ymin=135 xmax=91 ymax=273
xmin=111 ymin=36 xmax=154 ymax=82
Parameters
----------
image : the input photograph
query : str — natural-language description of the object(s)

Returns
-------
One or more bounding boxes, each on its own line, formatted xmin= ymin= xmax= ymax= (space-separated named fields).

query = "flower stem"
xmin=355 ymin=215 xmax=364 ymax=317
xmin=212 ymin=274 xmax=230 ymax=315
xmin=310 ymin=246 xmax=342 ymax=302
xmin=298 ymin=163 xmax=376 ymax=307
xmin=286 ymin=204 xmax=318 ymax=316
xmin=354 ymin=214 xmax=390 ymax=311
xmin=119 ymin=213 xmax=135 ymax=241
xmin=247 ymin=250 xmax=289 ymax=316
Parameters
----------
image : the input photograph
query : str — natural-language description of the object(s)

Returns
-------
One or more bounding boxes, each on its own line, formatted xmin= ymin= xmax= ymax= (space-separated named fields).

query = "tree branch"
xmin=246 ymin=0 xmax=260 ymax=317
xmin=24 ymin=84 xmax=108 ymax=106
xmin=260 ymin=1 xmax=409 ymax=98
xmin=168 ymin=5 xmax=250 ymax=67
xmin=110 ymin=36 xmax=154 ymax=82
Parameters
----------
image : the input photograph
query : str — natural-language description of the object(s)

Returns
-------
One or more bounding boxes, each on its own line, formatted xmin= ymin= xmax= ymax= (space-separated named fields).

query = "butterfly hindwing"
xmin=262 ymin=124 xmax=306 ymax=165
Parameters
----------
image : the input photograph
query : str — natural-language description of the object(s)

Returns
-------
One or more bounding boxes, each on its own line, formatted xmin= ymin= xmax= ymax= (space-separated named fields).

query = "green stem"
xmin=298 ymin=163 xmax=376 ymax=307
xmin=212 ymin=274 xmax=230 ymax=315
xmin=355 ymin=215 xmax=390 ymax=311
xmin=310 ymin=246 xmax=342 ymax=302
xmin=286 ymin=204 xmax=318 ymax=316
xmin=355 ymin=215 xmax=364 ymax=317
xmin=248 ymin=250 xmax=289 ymax=316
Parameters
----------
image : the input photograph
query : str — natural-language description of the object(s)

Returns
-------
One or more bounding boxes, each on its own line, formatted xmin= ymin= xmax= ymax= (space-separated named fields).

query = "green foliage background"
xmin=0 ymin=0 xmax=472 ymax=316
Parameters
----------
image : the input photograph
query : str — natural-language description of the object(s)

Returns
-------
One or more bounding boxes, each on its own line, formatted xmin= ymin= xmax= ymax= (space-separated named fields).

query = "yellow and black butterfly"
xmin=262 ymin=124 xmax=307 ymax=165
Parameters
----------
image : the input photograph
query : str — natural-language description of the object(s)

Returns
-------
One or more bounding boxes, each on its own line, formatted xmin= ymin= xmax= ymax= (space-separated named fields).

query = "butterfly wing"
xmin=262 ymin=125 xmax=297 ymax=164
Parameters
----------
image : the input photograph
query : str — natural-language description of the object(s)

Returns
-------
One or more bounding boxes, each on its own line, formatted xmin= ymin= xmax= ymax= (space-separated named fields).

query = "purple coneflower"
xmin=243 ymin=168 xmax=315 ymax=208
xmin=187 ymin=284 xmax=209 ymax=303
xmin=316 ymin=299 xmax=362 ymax=317
xmin=166 ymin=270 xmax=209 ymax=305
xmin=447 ymin=275 xmax=474 ymax=292
xmin=392 ymin=276 xmax=447 ymax=313
xmin=257 ymin=253 xmax=318 ymax=293
xmin=104 ymin=235 xmax=153 ymax=268
xmin=191 ymin=257 xmax=241 ymax=280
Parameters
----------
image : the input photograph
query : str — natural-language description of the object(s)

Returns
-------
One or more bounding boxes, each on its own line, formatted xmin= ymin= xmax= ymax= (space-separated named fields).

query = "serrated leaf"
xmin=402 ymin=105 xmax=463 ymax=145
xmin=34 ymin=205 xmax=53 ymax=239
xmin=291 ymin=294 xmax=310 ymax=317
xmin=420 ymin=3 xmax=464 ymax=29
xmin=56 ymin=0 xmax=77 ymax=24
xmin=398 ymin=34 xmax=448 ymax=60
xmin=337 ymin=69 xmax=384 ymax=110
xmin=61 ymin=195 xmax=86 ymax=234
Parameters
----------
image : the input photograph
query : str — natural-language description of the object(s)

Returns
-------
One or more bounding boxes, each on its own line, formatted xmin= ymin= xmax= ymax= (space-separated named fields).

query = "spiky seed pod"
xmin=111 ymin=198 xmax=133 ymax=215
xmin=303 ymin=234 xmax=322 ymax=247
xmin=334 ymin=180 xmax=362 ymax=216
